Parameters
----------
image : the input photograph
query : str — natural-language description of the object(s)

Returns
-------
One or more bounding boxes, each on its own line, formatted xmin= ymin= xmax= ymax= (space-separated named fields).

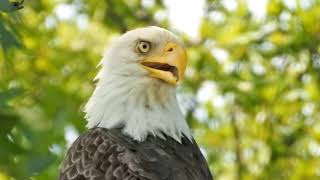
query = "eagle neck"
xmin=84 ymin=73 xmax=192 ymax=142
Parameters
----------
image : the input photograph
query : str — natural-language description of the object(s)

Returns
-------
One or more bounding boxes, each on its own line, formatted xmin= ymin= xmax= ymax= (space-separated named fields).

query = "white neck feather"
xmin=84 ymin=68 xmax=192 ymax=142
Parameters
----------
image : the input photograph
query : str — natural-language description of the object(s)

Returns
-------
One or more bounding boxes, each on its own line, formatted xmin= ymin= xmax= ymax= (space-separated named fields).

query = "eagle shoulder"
xmin=59 ymin=128 xmax=143 ymax=180
xmin=59 ymin=128 xmax=213 ymax=180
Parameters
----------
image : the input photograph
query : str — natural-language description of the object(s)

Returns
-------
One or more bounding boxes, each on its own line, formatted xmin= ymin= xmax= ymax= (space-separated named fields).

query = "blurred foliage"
xmin=0 ymin=0 xmax=24 ymax=12
xmin=0 ymin=0 xmax=320 ymax=179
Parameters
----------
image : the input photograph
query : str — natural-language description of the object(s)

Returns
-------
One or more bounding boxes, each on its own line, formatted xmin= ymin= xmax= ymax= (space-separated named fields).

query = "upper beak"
xmin=140 ymin=42 xmax=187 ymax=85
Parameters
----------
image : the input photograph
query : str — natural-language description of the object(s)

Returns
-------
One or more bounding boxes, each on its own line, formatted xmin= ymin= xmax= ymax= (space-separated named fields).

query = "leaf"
xmin=0 ymin=0 xmax=24 ymax=12
xmin=25 ymin=154 xmax=56 ymax=175
xmin=0 ymin=20 xmax=21 ymax=50
xmin=0 ymin=110 xmax=19 ymax=135
xmin=0 ymin=88 xmax=23 ymax=108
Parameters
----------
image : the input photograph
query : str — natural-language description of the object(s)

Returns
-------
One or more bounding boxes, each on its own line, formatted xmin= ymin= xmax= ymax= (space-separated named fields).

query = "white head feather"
xmin=84 ymin=26 xmax=192 ymax=142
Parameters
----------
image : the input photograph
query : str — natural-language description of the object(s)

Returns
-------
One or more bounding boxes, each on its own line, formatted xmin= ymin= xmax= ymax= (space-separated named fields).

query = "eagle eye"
xmin=137 ymin=41 xmax=151 ymax=54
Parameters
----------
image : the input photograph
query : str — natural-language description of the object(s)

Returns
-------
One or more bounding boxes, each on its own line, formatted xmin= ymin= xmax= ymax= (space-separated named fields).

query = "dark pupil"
xmin=142 ymin=44 xmax=147 ymax=49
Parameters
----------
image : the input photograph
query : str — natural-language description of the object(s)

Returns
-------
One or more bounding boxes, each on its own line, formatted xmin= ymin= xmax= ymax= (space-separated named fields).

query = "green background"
xmin=1 ymin=0 xmax=320 ymax=179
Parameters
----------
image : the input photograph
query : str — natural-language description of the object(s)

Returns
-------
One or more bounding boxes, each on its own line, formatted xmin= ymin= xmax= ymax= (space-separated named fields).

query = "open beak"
xmin=140 ymin=42 xmax=187 ymax=85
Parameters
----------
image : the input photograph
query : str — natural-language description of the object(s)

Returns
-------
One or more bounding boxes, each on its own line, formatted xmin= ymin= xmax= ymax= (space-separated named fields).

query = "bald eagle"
xmin=59 ymin=26 xmax=213 ymax=180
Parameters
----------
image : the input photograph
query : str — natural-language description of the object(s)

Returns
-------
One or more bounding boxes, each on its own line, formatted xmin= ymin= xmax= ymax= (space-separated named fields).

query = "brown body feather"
xmin=59 ymin=127 xmax=213 ymax=180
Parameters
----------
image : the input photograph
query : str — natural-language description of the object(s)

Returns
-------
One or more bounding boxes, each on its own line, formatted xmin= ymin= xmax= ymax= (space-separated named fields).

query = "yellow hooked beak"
xmin=140 ymin=42 xmax=187 ymax=85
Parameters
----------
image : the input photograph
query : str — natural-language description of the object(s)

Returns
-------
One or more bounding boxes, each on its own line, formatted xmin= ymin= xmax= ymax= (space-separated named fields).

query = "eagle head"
xmin=84 ymin=26 xmax=191 ymax=142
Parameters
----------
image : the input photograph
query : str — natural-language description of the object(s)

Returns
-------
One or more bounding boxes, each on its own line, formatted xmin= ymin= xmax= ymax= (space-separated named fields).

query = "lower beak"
xmin=140 ymin=42 xmax=187 ymax=85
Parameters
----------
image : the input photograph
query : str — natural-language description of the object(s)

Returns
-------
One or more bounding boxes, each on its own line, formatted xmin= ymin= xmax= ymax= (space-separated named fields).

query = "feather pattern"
xmin=59 ymin=127 xmax=213 ymax=180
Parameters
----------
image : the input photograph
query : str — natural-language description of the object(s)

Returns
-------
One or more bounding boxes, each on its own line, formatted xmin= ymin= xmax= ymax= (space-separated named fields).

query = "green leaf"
xmin=0 ymin=0 xmax=24 ymax=12
xmin=0 ymin=20 xmax=21 ymax=50
xmin=0 ymin=88 xmax=23 ymax=108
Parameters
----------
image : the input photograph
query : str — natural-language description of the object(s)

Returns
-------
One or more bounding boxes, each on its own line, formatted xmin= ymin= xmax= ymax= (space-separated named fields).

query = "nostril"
xmin=167 ymin=47 xmax=174 ymax=52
